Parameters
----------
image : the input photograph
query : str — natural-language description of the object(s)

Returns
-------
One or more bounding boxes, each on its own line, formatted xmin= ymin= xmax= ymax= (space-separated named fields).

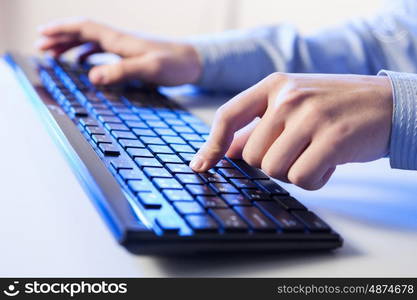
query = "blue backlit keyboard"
xmin=30 ymin=56 xmax=342 ymax=253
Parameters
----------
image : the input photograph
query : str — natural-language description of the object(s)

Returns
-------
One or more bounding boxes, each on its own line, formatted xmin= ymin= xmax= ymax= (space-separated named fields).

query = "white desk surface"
xmin=0 ymin=59 xmax=416 ymax=277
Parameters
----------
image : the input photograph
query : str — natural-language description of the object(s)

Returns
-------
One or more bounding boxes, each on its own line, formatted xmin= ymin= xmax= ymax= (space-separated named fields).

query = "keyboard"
xmin=5 ymin=53 xmax=343 ymax=254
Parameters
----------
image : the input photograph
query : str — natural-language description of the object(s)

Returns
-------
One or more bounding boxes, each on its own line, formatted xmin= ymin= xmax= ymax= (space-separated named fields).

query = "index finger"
xmin=190 ymin=79 xmax=271 ymax=172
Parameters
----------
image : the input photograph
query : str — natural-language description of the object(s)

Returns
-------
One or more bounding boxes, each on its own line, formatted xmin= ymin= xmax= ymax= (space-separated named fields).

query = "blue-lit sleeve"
xmin=190 ymin=0 xmax=417 ymax=92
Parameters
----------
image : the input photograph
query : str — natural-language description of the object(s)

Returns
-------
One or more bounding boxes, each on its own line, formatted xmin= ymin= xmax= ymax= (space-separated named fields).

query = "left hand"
xmin=189 ymin=73 xmax=393 ymax=190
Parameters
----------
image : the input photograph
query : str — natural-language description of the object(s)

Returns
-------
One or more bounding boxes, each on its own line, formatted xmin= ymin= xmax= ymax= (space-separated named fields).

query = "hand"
xmin=36 ymin=18 xmax=202 ymax=86
xmin=190 ymin=73 xmax=393 ymax=190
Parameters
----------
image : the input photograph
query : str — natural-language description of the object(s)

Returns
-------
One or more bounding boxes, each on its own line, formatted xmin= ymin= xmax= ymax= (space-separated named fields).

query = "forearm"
xmin=191 ymin=1 xmax=417 ymax=93
xmin=191 ymin=22 xmax=388 ymax=92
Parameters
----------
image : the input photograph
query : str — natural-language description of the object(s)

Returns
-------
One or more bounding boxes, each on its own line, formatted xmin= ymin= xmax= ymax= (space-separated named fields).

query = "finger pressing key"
xmin=189 ymin=79 xmax=271 ymax=172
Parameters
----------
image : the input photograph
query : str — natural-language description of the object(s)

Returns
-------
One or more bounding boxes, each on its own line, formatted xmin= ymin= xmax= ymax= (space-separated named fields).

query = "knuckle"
xmin=214 ymin=104 xmax=232 ymax=124
xmin=279 ymin=87 xmax=306 ymax=110
xmin=266 ymin=72 xmax=288 ymax=84
xmin=303 ymin=99 xmax=323 ymax=120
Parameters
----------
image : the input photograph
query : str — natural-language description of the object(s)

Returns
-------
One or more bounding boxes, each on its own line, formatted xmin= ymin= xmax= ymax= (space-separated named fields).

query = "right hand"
xmin=36 ymin=18 xmax=202 ymax=86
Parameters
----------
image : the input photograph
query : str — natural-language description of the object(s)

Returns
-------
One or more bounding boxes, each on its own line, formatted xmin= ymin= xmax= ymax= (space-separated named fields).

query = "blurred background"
xmin=1 ymin=0 xmax=381 ymax=54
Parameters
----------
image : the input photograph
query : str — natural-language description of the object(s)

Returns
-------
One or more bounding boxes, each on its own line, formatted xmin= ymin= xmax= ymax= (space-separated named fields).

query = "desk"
xmin=0 ymin=59 xmax=416 ymax=277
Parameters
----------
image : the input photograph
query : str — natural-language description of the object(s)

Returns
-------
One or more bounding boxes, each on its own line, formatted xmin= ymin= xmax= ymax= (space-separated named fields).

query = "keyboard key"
xmin=234 ymin=207 xmax=276 ymax=232
xmin=119 ymin=113 xmax=140 ymax=121
xmin=154 ymin=128 xmax=177 ymax=136
xmin=255 ymin=201 xmax=305 ymax=232
xmin=180 ymin=133 xmax=204 ymax=141
xmin=185 ymin=214 xmax=219 ymax=232
xmin=215 ymin=159 xmax=234 ymax=168
xmin=118 ymin=169 xmax=144 ymax=181
xmin=209 ymin=208 xmax=248 ymax=232
xmin=69 ymin=106 xmax=88 ymax=117
xmin=153 ymin=178 xmax=182 ymax=189
xmin=127 ymin=148 xmax=153 ymax=158
xmin=137 ymin=192 xmax=163 ymax=209
xmin=230 ymin=159 xmax=269 ymax=179
xmin=217 ymin=168 xmax=246 ymax=179
xmin=145 ymin=120 xmax=169 ymax=128
xmin=98 ymin=115 xmax=122 ymax=124
xmin=199 ymin=170 xmax=227 ymax=183
xmin=292 ymin=211 xmax=330 ymax=232
xmin=94 ymin=109 xmax=115 ymax=117
xmin=186 ymin=184 xmax=216 ymax=196
xmin=172 ymin=125 xmax=194 ymax=133
xmin=173 ymin=201 xmax=204 ymax=215
xmin=104 ymin=123 xmax=129 ymax=132
xmin=110 ymin=159 xmax=135 ymax=170
xmin=155 ymin=216 xmax=180 ymax=234
xmin=165 ymin=118 xmax=185 ymax=126
xmin=242 ymin=189 xmax=271 ymax=201
xmin=143 ymin=167 xmax=172 ymax=178
xmin=140 ymin=113 xmax=160 ymax=121
xmin=155 ymin=110 xmax=177 ymax=119
xmin=255 ymin=179 xmax=289 ymax=195
xmin=175 ymin=173 xmax=205 ymax=184
xmin=178 ymin=152 xmax=195 ymax=163
xmin=148 ymin=145 xmax=174 ymax=154
xmin=196 ymin=196 xmax=228 ymax=208
xmin=135 ymin=157 xmax=162 ymax=168
xmin=230 ymin=178 xmax=257 ymax=189
xmin=221 ymin=194 xmax=251 ymax=206
xmin=163 ymin=189 xmax=193 ymax=201
xmin=165 ymin=163 xmax=193 ymax=173
xmin=111 ymin=130 xmax=137 ymax=140
xmin=112 ymin=107 xmax=132 ymax=114
xmin=170 ymin=144 xmax=195 ymax=153
xmin=157 ymin=154 xmax=183 ymax=164
xmin=210 ymin=183 xmax=239 ymax=194
xmin=118 ymin=139 xmax=144 ymax=149
xmin=98 ymin=143 xmax=120 ymax=156
xmin=132 ymin=128 xmax=157 ymax=137
xmin=273 ymin=196 xmax=306 ymax=210
xmin=140 ymin=136 xmax=165 ymax=145
xmin=162 ymin=135 xmax=186 ymax=144
xmin=125 ymin=120 xmax=148 ymax=129
xmin=91 ymin=134 xmax=112 ymax=144
xmin=128 ymin=180 xmax=152 ymax=193
xmin=86 ymin=126 xmax=105 ymax=135
xmin=79 ymin=117 xmax=99 ymax=127
xmin=180 ymin=112 xmax=204 ymax=124
xmin=189 ymin=123 xmax=210 ymax=134
xmin=189 ymin=141 xmax=204 ymax=150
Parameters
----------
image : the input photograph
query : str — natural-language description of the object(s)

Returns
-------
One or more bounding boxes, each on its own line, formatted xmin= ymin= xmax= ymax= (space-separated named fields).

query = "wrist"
xmin=182 ymin=43 xmax=203 ymax=84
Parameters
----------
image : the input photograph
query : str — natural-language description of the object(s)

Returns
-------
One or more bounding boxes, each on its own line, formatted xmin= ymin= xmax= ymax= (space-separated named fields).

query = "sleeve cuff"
xmin=378 ymin=70 xmax=417 ymax=170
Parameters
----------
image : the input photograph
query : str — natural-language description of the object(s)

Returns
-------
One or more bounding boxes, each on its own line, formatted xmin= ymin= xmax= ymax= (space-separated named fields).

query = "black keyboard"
xmin=9 ymin=53 xmax=342 ymax=253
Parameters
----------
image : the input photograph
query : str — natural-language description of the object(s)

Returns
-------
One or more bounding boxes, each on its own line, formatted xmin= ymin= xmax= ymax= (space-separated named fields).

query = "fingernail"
xmin=90 ymin=70 xmax=105 ymax=84
xmin=190 ymin=155 xmax=204 ymax=171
